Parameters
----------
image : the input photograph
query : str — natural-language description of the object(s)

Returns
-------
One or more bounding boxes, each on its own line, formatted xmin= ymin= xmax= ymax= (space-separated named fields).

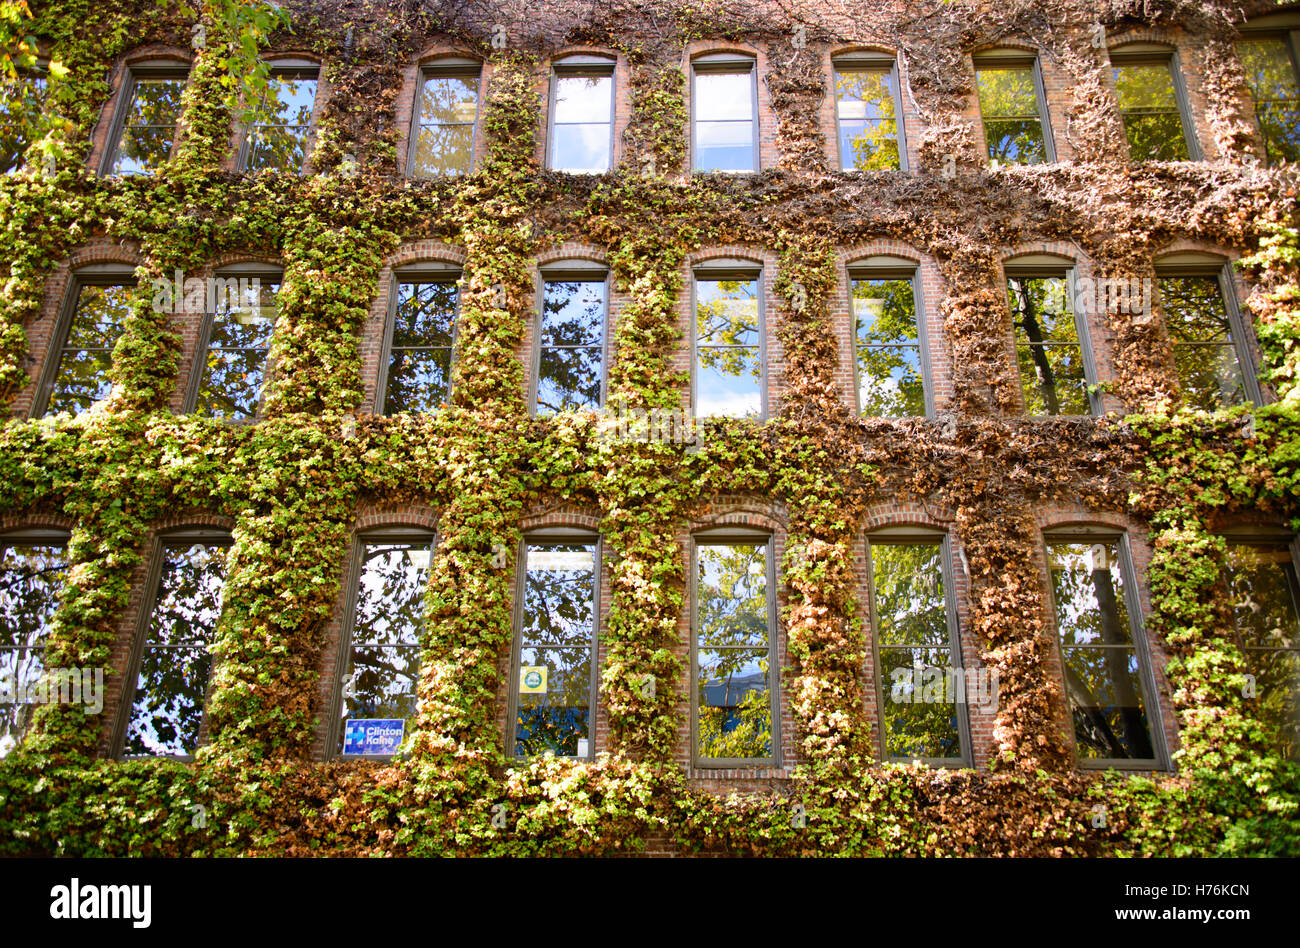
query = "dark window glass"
xmin=1048 ymin=539 xmax=1156 ymax=762
xmin=108 ymin=74 xmax=187 ymax=175
xmin=337 ymin=539 xmax=430 ymax=754
xmin=696 ymin=542 xmax=772 ymax=761
xmin=0 ymin=70 xmax=47 ymax=174
xmin=854 ymin=276 xmax=924 ymax=416
xmin=551 ymin=72 xmax=612 ymax=173
xmin=1225 ymin=543 xmax=1300 ymax=761
xmin=195 ymin=277 xmax=278 ymax=420
xmin=1158 ymin=275 xmax=1248 ymax=411
xmin=869 ymin=540 xmax=962 ymax=760
xmin=1239 ymin=37 xmax=1300 ymax=165
xmin=1007 ymin=275 xmax=1091 ymax=416
xmin=835 ymin=67 xmax=901 ymax=171
xmin=976 ymin=64 xmax=1048 ymax=165
xmin=45 ymin=282 xmax=134 ymax=417
xmin=384 ymin=280 xmax=458 ymax=414
xmin=245 ymin=71 xmax=317 ymax=172
xmin=514 ymin=542 xmax=597 ymax=757
xmin=124 ymin=540 xmax=228 ymax=757
xmin=411 ymin=73 xmax=478 ymax=177
xmin=1113 ymin=61 xmax=1190 ymax=161
xmin=694 ymin=69 xmax=755 ymax=171
xmin=0 ymin=540 xmax=68 ymax=758
xmin=696 ymin=277 xmax=761 ymax=418
xmin=537 ymin=279 xmax=604 ymax=413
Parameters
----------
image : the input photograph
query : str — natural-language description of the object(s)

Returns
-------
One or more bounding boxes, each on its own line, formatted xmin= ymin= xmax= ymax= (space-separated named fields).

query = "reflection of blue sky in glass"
xmin=414 ymin=75 xmax=478 ymax=176
xmin=47 ymin=283 xmax=134 ymax=417
xmin=696 ymin=278 xmax=760 ymax=418
xmin=537 ymin=280 xmax=604 ymax=414
xmin=110 ymin=77 xmax=186 ymax=175
xmin=694 ymin=71 xmax=755 ymax=171
xmin=551 ymin=75 xmax=612 ymax=172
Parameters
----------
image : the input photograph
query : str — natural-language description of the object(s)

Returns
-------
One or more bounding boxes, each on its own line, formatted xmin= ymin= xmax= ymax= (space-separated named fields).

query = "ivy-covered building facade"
xmin=0 ymin=0 xmax=1298 ymax=856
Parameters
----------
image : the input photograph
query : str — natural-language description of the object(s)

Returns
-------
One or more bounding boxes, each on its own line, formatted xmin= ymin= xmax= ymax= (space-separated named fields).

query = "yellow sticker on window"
xmin=519 ymin=665 xmax=547 ymax=694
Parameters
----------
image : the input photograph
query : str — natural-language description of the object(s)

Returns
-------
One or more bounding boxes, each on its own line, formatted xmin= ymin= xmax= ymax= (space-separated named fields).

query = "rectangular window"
xmin=536 ymin=276 xmax=605 ymax=413
xmin=104 ymin=66 xmax=188 ymax=175
xmin=1006 ymin=271 xmax=1097 ymax=416
xmin=1047 ymin=536 xmax=1160 ymax=767
xmin=122 ymin=536 xmax=229 ymax=758
xmin=692 ymin=57 xmax=757 ymax=172
xmin=834 ymin=59 xmax=904 ymax=171
xmin=510 ymin=539 xmax=599 ymax=758
xmin=1111 ymin=53 xmax=1196 ymax=161
xmin=1157 ymin=270 xmax=1257 ymax=410
xmin=0 ymin=534 xmax=68 ymax=758
xmin=189 ymin=274 xmax=279 ymax=420
xmin=336 ymin=536 xmax=431 ymax=756
xmin=409 ymin=64 xmax=480 ymax=177
xmin=852 ymin=271 xmax=927 ymax=417
xmin=694 ymin=268 xmax=762 ymax=419
xmin=39 ymin=277 xmax=135 ymax=418
xmin=1224 ymin=541 xmax=1300 ymax=760
xmin=379 ymin=275 xmax=459 ymax=414
xmin=0 ymin=66 xmax=48 ymax=174
xmin=867 ymin=536 xmax=967 ymax=763
xmin=692 ymin=538 xmax=777 ymax=766
xmin=975 ymin=56 xmax=1051 ymax=165
xmin=1239 ymin=34 xmax=1300 ymax=165
xmin=549 ymin=61 xmax=614 ymax=173
xmin=242 ymin=67 xmax=318 ymax=173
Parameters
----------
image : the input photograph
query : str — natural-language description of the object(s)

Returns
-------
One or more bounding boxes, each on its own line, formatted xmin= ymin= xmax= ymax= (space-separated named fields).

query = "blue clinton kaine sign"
xmin=342 ymin=719 xmax=405 ymax=756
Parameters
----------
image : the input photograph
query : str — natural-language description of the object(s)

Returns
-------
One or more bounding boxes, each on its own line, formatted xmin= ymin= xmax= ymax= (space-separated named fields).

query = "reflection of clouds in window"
xmin=0 ymin=542 xmax=67 ymax=758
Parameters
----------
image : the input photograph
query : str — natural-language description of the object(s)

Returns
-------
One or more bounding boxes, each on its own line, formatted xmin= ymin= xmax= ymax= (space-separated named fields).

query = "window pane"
xmin=554 ymin=74 xmax=612 ymax=123
xmin=195 ymin=279 xmax=278 ymax=420
xmin=385 ymin=281 xmax=458 ymax=414
xmin=695 ymin=121 xmax=754 ymax=171
xmin=0 ymin=542 xmax=67 ymax=758
xmin=854 ymin=277 xmax=924 ymax=416
xmin=870 ymin=542 xmax=950 ymax=648
xmin=46 ymin=283 xmax=133 ymax=417
xmin=1114 ymin=62 xmax=1189 ymax=161
xmin=339 ymin=645 xmax=420 ymax=723
xmin=695 ymin=70 xmax=755 ymax=171
xmin=1049 ymin=540 xmax=1156 ymax=761
xmin=109 ymin=76 xmax=185 ymax=175
xmin=835 ymin=69 xmax=901 ymax=171
xmin=697 ymin=543 xmax=768 ymax=649
xmin=1159 ymin=275 xmax=1248 ymax=410
xmin=516 ymin=542 xmax=596 ymax=757
xmin=879 ymin=646 xmax=961 ymax=759
xmin=977 ymin=66 xmax=1047 ymax=164
xmin=1225 ymin=544 xmax=1300 ymax=759
xmin=695 ymin=71 xmax=754 ymax=120
xmin=0 ymin=72 xmax=46 ymax=173
xmin=698 ymin=648 xmax=771 ymax=760
xmin=697 ymin=278 xmax=761 ymax=417
xmin=245 ymin=74 xmax=317 ymax=172
xmin=415 ymin=74 xmax=478 ymax=176
xmin=537 ymin=280 xmax=604 ymax=413
xmin=124 ymin=542 xmax=228 ymax=757
xmin=1239 ymin=38 xmax=1300 ymax=165
xmin=1008 ymin=276 xmax=1089 ymax=416
xmin=551 ymin=123 xmax=611 ymax=173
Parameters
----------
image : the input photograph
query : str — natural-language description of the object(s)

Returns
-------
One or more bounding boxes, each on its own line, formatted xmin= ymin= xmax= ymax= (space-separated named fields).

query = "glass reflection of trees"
xmin=870 ymin=541 xmax=962 ymax=760
xmin=1113 ymin=62 xmax=1190 ymax=162
xmin=1238 ymin=37 xmax=1300 ymax=166
xmin=1225 ymin=544 xmax=1300 ymax=761
xmin=124 ymin=541 xmax=229 ymax=757
xmin=46 ymin=282 xmax=134 ymax=417
xmin=696 ymin=543 xmax=772 ymax=760
xmin=338 ymin=540 xmax=431 ymax=754
xmin=854 ymin=277 xmax=923 ymax=417
xmin=384 ymin=281 xmax=458 ymax=414
xmin=515 ymin=543 xmax=597 ymax=757
xmin=109 ymin=74 xmax=186 ymax=175
xmin=245 ymin=72 xmax=317 ymax=173
xmin=976 ymin=65 xmax=1048 ymax=165
xmin=0 ymin=540 xmax=67 ymax=758
xmin=537 ymin=280 xmax=604 ymax=414
xmin=1007 ymin=275 xmax=1090 ymax=416
xmin=1158 ymin=275 xmax=1247 ymax=411
xmin=412 ymin=73 xmax=478 ymax=177
xmin=696 ymin=278 xmax=761 ymax=418
xmin=0 ymin=69 xmax=46 ymax=174
xmin=835 ymin=68 xmax=901 ymax=171
xmin=1048 ymin=540 xmax=1155 ymax=761
xmin=195 ymin=279 xmax=279 ymax=420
